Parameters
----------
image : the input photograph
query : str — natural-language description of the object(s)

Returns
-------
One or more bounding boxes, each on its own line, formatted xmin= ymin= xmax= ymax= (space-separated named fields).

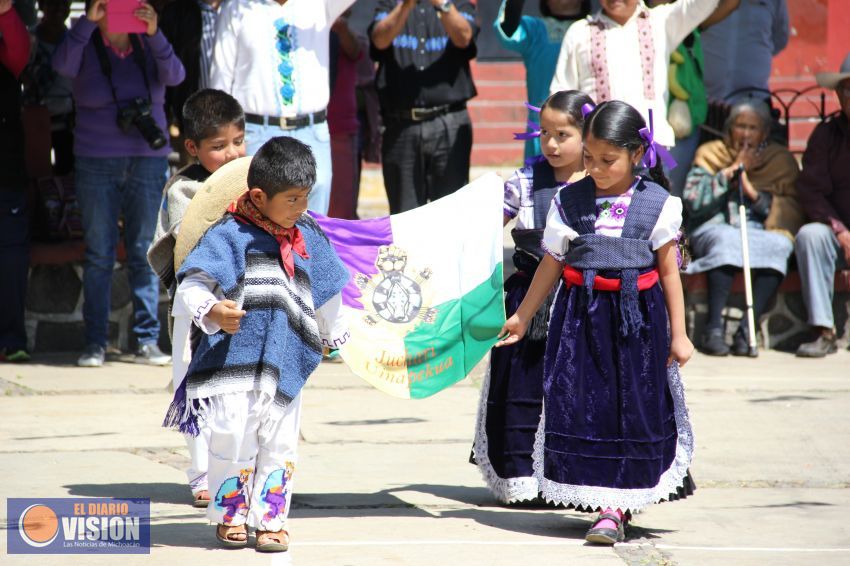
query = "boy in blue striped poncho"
xmin=164 ymin=137 xmax=350 ymax=552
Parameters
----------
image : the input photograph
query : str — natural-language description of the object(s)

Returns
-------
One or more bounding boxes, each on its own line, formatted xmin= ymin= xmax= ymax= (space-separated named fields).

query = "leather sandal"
xmin=256 ymin=529 xmax=290 ymax=553
xmin=215 ymin=524 xmax=248 ymax=548
xmin=585 ymin=512 xmax=625 ymax=545
xmin=192 ymin=490 xmax=210 ymax=508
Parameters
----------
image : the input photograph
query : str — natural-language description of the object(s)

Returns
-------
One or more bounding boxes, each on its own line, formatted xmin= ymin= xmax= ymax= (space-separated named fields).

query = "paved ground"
xmin=1 ymin=347 xmax=849 ymax=566
xmin=3 ymin=172 xmax=849 ymax=564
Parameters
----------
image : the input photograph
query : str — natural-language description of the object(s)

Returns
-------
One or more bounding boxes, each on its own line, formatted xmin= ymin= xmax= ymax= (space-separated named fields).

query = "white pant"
xmin=205 ymin=390 xmax=302 ymax=531
xmin=172 ymin=315 xmax=210 ymax=494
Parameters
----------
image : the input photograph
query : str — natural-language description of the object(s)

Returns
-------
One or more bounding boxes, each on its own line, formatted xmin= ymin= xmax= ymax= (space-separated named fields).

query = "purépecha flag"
xmin=312 ymin=173 xmax=506 ymax=398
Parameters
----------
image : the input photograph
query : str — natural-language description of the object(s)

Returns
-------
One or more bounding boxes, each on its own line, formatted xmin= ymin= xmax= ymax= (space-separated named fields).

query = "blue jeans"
xmin=245 ymin=121 xmax=332 ymax=215
xmin=75 ymin=156 xmax=167 ymax=348
xmin=795 ymin=222 xmax=849 ymax=329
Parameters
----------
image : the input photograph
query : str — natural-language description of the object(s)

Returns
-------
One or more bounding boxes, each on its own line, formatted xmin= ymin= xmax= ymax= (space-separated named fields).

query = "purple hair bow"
xmin=639 ymin=109 xmax=677 ymax=170
xmin=581 ymin=103 xmax=595 ymax=118
xmin=513 ymin=102 xmax=542 ymax=140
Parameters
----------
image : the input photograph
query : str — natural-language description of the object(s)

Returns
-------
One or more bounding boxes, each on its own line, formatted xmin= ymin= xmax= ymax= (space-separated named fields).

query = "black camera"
xmin=117 ymin=98 xmax=167 ymax=150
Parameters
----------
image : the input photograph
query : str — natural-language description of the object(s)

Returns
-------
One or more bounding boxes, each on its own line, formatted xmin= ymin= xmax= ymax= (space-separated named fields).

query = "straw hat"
xmin=174 ymin=156 xmax=253 ymax=271
xmin=816 ymin=52 xmax=850 ymax=90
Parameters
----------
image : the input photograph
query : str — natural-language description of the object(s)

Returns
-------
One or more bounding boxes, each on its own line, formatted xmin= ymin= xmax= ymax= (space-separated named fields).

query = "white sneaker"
xmin=135 ymin=343 xmax=171 ymax=366
xmin=77 ymin=344 xmax=106 ymax=367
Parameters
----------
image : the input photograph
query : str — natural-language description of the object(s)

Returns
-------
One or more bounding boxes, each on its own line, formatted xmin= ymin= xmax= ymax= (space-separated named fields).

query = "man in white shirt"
xmin=211 ymin=0 xmax=355 ymax=215
xmin=550 ymin=0 xmax=720 ymax=148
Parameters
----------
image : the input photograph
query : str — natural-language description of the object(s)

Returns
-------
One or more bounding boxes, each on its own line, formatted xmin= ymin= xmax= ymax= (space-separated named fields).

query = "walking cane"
xmin=736 ymin=164 xmax=759 ymax=357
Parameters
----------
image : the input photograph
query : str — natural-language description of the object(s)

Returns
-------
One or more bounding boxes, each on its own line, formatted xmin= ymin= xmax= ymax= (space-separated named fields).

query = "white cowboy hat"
xmin=816 ymin=52 xmax=850 ymax=90
xmin=174 ymin=156 xmax=253 ymax=272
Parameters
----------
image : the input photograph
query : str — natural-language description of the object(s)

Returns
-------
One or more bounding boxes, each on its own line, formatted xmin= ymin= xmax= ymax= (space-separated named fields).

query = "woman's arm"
xmin=499 ymin=0 xmax=524 ymax=37
xmin=146 ymin=30 xmax=186 ymax=86
xmin=495 ymin=254 xmax=563 ymax=346
xmin=0 ymin=1 xmax=30 ymax=78
xmin=682 ymin=166 xmax=731 ymax=224
xmin=332 ymin=16 xmax=362 ymax=61
xmin=52 ymin=15 xmax=98 ymax=79
xmin=657 ymin=241 xmax=693 ymax=367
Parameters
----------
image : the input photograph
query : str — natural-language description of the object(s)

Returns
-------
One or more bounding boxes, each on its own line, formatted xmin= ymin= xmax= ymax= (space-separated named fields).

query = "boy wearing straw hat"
xmin=147 ymin=88 xmax=246 ymax=508
xmin=795 ymin=52 xmax=850 ymax=357
xmin=163 ymin=136 xmax=350 ymax=551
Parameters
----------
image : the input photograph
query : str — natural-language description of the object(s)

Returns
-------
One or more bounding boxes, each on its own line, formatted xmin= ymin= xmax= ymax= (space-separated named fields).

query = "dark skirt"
xmin=535 ymin=279 xmax=695 ymax=513
xmin=473 ymin=271 xmax=547 ymax=503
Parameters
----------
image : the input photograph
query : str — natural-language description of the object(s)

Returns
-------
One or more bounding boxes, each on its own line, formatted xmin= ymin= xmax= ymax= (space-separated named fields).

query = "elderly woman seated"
xmin=683 ymin=99 xmax=804 ymax=356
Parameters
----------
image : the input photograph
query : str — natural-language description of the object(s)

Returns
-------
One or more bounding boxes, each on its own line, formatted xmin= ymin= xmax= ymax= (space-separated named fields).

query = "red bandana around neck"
xmin=228 ymin=192 xmax=309 ymax=278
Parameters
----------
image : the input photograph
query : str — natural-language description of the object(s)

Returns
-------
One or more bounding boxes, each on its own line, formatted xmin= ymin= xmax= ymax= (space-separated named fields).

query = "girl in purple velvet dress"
xmin=497 ymin=100 xmax=695 ymax=545
xmin=473 ymin=90 xmax=593 ymax=504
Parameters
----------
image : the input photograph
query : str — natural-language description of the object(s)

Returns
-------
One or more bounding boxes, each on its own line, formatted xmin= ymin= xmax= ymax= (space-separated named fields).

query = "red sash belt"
xmin=562 ymin=265 xmax=659 ymax=291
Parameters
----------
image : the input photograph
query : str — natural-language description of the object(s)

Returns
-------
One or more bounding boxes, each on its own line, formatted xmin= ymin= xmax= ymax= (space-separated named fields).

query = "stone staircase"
xmin=468 ymin=61 xmax=528 ymax=167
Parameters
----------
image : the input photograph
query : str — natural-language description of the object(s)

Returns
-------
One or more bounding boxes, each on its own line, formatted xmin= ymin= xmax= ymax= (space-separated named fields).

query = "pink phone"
xmin=106 ymin=0 xmax=147 ymax=35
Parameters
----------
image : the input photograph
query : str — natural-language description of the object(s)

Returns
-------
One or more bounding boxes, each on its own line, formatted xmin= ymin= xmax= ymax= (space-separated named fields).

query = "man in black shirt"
xmin=370 ymin=0 xmax=478 ymax=213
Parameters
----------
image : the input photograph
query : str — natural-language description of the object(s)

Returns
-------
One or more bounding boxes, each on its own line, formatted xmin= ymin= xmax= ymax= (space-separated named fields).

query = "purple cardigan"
xmin=52 ymin=17 xmax=185 ymax=158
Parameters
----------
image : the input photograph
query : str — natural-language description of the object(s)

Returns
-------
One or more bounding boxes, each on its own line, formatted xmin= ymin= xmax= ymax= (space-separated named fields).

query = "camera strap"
xmin=92 ymin=31 xmax=152 ymax=107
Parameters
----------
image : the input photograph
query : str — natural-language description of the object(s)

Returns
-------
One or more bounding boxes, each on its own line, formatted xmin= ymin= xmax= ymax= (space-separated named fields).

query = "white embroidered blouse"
xmin=542 ymin=179 xmax=683 ymax=262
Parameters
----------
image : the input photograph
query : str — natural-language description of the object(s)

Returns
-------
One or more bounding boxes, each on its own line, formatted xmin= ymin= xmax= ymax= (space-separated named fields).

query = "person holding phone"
xmin=52 ymin=0 xmax=185 ymax=368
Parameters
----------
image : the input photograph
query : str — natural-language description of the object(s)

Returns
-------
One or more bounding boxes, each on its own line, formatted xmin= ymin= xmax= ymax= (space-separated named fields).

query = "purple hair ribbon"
xmin=525 ymin=102 xmax=541 ymax=113
xmin=581 ymin=103 xmax=596 ymax=118
xmin=513 ymin=119 xmax=541 ymax=141
xmin=638 ymin=109 xmax=677 ymax=170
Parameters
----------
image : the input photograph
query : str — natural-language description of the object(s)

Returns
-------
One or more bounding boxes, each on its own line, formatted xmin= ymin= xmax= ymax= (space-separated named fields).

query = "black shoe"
xmin=796 ymin=333 xmax=838 ymax=358
xmin=701 ymin=328 xmax=729 ymax=356
xmin=731 ymin=327 xmax=758 ymax=357
xmin=585 ymin=512 xmax=625 ymax=545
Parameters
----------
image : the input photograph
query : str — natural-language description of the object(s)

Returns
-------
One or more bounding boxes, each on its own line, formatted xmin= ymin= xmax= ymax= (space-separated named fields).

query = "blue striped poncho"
xmin=163 ymin=213 xmax=350 ymax=435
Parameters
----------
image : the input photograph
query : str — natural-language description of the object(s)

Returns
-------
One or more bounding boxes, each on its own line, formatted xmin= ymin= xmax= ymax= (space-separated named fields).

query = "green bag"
xmin=668 ymin=30 xmax=708 ymax=133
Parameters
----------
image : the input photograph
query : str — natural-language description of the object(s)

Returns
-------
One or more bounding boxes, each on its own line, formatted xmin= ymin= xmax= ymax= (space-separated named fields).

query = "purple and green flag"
xmin=311 ymin=174 xmax=506 ymax=398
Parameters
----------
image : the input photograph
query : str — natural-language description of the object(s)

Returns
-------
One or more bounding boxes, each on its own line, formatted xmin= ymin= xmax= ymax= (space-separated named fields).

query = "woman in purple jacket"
xmin=53 ymin=0 xmax=185 ymax=368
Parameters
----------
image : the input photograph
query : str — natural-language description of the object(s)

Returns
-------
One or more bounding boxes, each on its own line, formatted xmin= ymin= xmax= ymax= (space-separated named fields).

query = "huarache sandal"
xmin=192 ymin=490 xmax=210 ymax=508
xmin=585 ymin=511 xmax=625 ymax=545
xmin=256 ymin=529 xmax=290 ymax=553
xmin=216 ymin=524 xmax=248 ymax=548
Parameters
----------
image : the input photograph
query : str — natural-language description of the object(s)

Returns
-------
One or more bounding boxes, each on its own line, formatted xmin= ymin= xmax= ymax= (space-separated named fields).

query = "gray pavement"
xmin=1 ymin=349 xmax=849 ymax=565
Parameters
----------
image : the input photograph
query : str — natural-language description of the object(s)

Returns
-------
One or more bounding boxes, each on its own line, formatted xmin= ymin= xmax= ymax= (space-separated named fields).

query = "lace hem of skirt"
xmin=531 ymin=362 xmax=695 ymax=514
xmin=472 ymin=362 xmax=541 ymax=504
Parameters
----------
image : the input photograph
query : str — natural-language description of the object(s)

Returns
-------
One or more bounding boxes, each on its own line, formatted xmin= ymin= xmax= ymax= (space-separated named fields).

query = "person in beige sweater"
xmin=147 ymin=88 xmax=245 ymax=507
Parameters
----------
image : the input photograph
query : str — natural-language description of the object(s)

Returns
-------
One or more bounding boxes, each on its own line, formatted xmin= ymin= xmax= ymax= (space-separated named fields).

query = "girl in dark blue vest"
xmin=497 ymin=100 xmax=695 ymax=545
xmin=473 ymin=90 xmax=593 ymax=503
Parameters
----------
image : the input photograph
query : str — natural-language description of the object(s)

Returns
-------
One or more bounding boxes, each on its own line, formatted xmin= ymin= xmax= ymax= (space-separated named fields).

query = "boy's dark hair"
xmin=248 ymin=137 xmax=316 ymax=197
xmin=181 ymin=89 xmax=245 ymax=143
xmin=583 ymin=100 xmax=672 ymax=191
xmin=539 ymin=0 xmax=591 ymax=19
xmin=541 ymin=89 xmax=595 ymax=130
